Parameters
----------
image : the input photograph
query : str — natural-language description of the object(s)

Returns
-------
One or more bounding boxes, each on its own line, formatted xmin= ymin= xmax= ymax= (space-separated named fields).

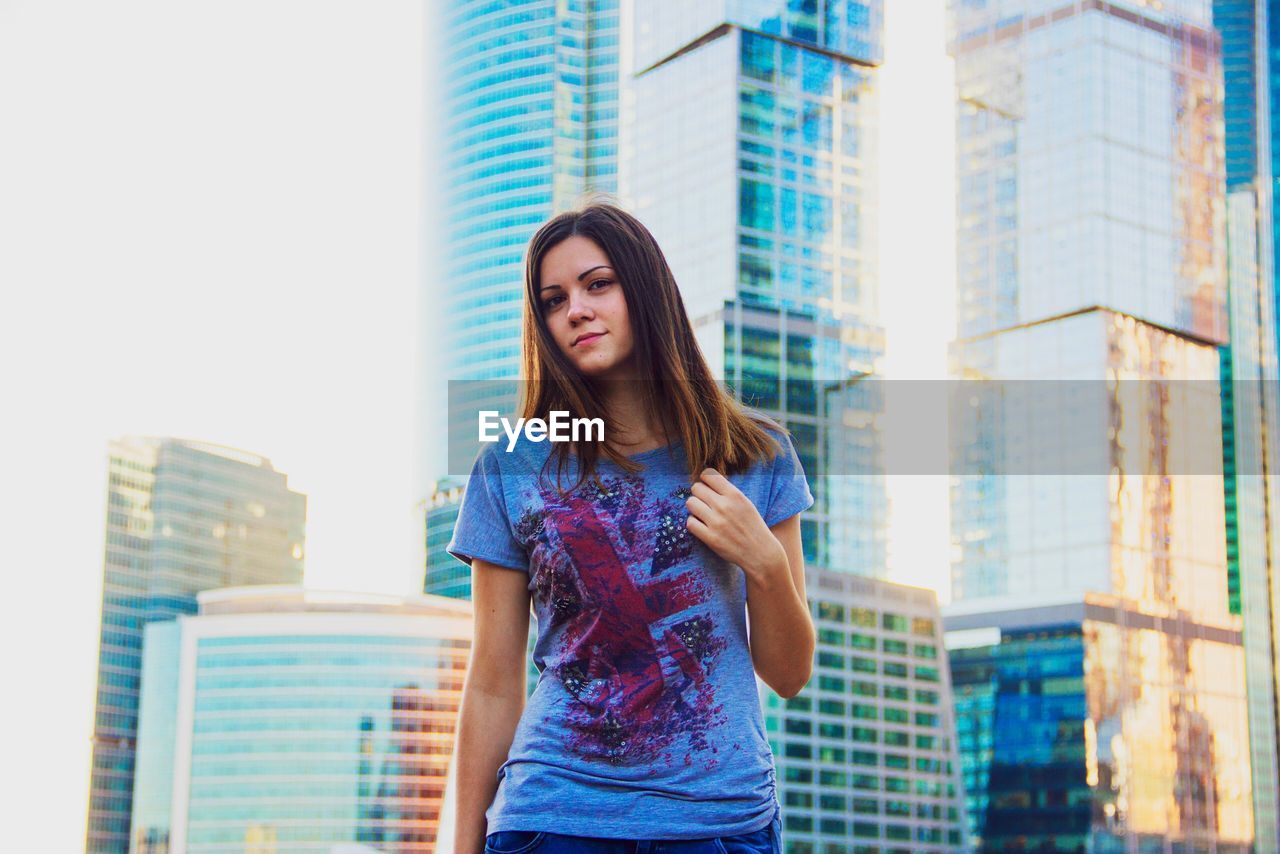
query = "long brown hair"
xmin=520 ymin=197 xmax=784 ymax=491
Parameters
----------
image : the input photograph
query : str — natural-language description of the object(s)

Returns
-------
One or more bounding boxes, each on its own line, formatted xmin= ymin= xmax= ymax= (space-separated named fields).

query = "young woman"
xmin=447 ymin=201 xmax=815 ymax=854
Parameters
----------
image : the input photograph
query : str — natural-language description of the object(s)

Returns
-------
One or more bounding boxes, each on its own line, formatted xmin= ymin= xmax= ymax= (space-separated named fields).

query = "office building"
xmin=776 ymin=568 xmax=966 ymax=851
xmin=130 ymin=586 xmax=472 ymax=853
xmin=946 ymin=1 xmax=1256 ymax=847
xmin=86 ymin=438 xmax=306 ymax=853
xmin=428 ymin=0 xmax=622 ymax=496
xmin=947 ymin=598 xmax=1253 ymax=852
xmin=440 ymin=0 xmax=620 ymax=383
xmin=1212 ymin=1 xmax=1280 ymax=844
xmin=621 ymin=0 xmax=889 ymax=574
xmin=423 ymin=477 xmax=467 ymax=599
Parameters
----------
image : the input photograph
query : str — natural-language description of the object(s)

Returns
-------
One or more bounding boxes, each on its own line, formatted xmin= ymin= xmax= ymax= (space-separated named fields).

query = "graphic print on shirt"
xmin=516 ymin=472 xmax=731 ymax=769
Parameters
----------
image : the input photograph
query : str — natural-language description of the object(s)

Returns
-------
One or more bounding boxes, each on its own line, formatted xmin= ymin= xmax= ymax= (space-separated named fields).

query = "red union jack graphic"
xmin=517 ymin=473 xmax=731 ymax=768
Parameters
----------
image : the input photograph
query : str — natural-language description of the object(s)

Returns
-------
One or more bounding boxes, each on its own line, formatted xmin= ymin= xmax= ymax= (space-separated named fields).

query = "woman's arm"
xmin=685 ymin=469 xmax=815 ymax=698
xmin=453 ymin=559 xmax=533 ymax=854
xmin=742 ymin=513 xmax=814 ymax=698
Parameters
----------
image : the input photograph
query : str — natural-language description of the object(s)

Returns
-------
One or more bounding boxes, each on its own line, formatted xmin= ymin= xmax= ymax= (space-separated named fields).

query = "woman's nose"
xmin=567 ymin=295 xmax=593 ymax=322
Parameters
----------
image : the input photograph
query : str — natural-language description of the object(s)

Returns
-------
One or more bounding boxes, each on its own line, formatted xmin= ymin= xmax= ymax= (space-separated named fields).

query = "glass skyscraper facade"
xmin=129 ymin=586 xmax=473 ymax=853
xmin=946 ymin=0 xmax=1258 ymax=848
xmin=426 ymin=0 xmax=622 ymax=551
xmin=948 ymin=600 xmax=1253 ymax=851
xmin=775 ymin=568 xmax=967 ymax=851
xmin=1212 ymin=0 xmax=1280 ymax=844
xmin=428 ymin=0 xmax=622 ymax=589
xmin=439 ymin=0 xmax=620 ymax=382
xmin=949 ymin=308 xmax=1230 ymax=607
xmin=423 ymin=476 xmax=467 ymax=599
xmin=622 ymin=0 xmax=888 ymax=576
xmin=948 ymin=0 xmax=1226 ymax=346
xmin=944 ymin=310 xmax=1256 ymax=847
xmin=86 ymin=438 xmax=306 ymax=854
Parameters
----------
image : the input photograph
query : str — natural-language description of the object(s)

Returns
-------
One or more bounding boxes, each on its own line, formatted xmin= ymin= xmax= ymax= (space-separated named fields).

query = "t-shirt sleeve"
xmin=764 ymin=428 xmax=815 ymax=527
xmin=446 ymin=447 xmax=530 ymax=573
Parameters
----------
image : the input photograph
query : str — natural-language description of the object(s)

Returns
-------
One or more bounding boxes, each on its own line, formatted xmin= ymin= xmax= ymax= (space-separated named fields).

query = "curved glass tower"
xmin=421 ymin=0 xmax=621 ymax=516
xmin=129 ymin=587 xmax=473 ymax=852
xmin=439 ymin=0 xmax=620 ymax=384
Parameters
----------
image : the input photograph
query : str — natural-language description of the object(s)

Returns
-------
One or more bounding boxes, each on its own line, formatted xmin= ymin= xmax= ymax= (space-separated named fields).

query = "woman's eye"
xmin=542 ymin=295 xmax=564 ymax=310
xmin=589 ymin=278 xmax=610 ymax=290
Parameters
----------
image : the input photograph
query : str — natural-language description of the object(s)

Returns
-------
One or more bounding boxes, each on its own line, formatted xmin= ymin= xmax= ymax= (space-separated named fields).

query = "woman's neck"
xmin=595 ymin=375 xmax=670 ymax=454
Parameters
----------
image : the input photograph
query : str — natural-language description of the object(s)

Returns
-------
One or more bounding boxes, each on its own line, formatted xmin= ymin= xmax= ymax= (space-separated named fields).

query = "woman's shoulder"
xmin=461 ymin=441 xmax=546 ymax=506
xmin=474 ymin=431 xmax=558 ymax=468
xmin=737 ymin=406 xmax=792 ymax=454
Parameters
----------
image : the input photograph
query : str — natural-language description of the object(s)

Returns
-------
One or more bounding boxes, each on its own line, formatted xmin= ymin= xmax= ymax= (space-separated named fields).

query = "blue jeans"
xmin=484 ymin=807 xmax=782 ymax=854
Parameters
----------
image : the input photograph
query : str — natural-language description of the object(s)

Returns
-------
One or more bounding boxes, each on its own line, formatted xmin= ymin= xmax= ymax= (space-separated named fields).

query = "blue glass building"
xmin=85 ymin=439 xmax=306 ymax=854
xmin=948 ymin=623 xmax=1091 ymax=851
xmin=423 ymin=476 xmax=467 ymax=599
xmin=623 ymin=0 xmax=889 ymax=577
xmin=946 ymin=0 xmax=1257 ymax=848
xmin=947 ymin=599 xmax=1254 ymax=853
xmin=425 ymin=0 xmax=622 ymax=585
xmin=129 ymin=587 xmax=473 ymax=852
xmin=1212 ymin=1 xmax=1280 ymax=845
xmin=438 ymin=0 xmax=620 ymax=382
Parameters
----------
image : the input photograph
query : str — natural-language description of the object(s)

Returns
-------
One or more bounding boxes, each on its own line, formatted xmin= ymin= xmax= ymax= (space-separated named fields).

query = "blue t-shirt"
xmin=446 ymin=423 xmax=814 ymax=838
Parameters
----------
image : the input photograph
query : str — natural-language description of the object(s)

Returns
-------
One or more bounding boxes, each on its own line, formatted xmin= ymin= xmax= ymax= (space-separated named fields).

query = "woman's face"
xmin=538 ymin=235 xmax=635 ymax=380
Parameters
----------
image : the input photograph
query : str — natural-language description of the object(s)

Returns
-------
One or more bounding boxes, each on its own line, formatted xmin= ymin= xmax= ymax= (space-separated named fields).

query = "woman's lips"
xmin=573 ymin=332 xmax=606 ymax=348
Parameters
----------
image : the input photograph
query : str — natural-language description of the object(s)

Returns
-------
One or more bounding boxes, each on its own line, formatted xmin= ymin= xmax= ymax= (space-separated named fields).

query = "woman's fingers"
xmin=685 ymin=493 xmax=715 ymax=522
xmin=689 ymin=480 xmax=720 ymax=505
xmin=686 ymin=514 xmax=710 ymax=539
xmin=698 ymin=467 xmax=735 ymax=495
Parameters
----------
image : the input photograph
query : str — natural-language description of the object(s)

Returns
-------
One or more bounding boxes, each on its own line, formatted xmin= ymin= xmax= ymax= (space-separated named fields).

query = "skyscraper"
xmin=85 ymin=438 xmax=306 ymax=853
xmin=945 ymin=1 xmax=1256 ymax=847
xmin=1212 ymin=0 xmax=1280 ymax=845
xmin=942 ymin=308 xmax=1256 ymax=849
xmin=427 ymin=0 xmax=622 ymax=495
xmin=779 ymin=568 xmax=967 ymax=850
xmin=426 ymin=0 xmax=627 ymax=782
xmin=423 ymin=0 xmax=624 ymax=601
xmin=621 ymin=0 xmax=889 ymax=574
xmin=129 ymin=586 xmax=472 ymax=852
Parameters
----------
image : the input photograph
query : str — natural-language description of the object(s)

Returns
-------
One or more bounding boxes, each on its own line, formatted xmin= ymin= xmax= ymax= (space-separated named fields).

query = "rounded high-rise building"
xmin=439 ymin=0 xmax=619 ymax=383
xmin=418 ymin=0 xmax=620 ymax=503
xmin=130 ymin=586 xmax=472 ymax=853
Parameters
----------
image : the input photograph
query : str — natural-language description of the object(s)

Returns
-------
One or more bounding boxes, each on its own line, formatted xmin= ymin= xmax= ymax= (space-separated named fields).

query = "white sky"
xmin=0 ymin=2 xmax=952 ymax=848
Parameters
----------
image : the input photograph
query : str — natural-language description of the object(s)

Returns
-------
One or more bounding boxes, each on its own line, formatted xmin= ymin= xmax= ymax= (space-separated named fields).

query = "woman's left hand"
xmin=685 ymin=468 xmax=787 ymax=583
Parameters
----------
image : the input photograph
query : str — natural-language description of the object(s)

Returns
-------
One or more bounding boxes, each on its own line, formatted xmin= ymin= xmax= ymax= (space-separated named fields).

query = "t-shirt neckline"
xmin=621 ymin=439 xmax=683 ymax=461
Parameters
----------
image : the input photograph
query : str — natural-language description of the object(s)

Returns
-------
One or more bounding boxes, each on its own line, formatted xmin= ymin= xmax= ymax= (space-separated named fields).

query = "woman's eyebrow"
xmin=577 ymin=265 xmax=611 ymax=280
xmin=540 ymin=265 xmax=612 ymax=292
